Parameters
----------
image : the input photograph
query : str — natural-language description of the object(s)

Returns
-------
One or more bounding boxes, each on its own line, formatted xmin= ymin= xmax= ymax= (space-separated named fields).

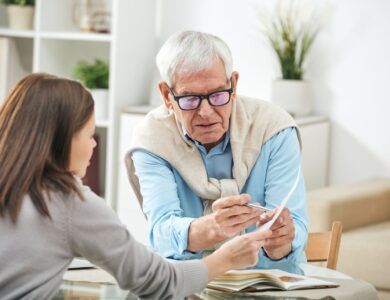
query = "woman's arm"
xmin=66 ymin=183 xmax=271 ymax=298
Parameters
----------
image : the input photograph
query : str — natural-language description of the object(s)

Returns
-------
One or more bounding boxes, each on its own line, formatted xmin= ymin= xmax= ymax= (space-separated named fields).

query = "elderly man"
xmin=126 ymin=31 xmax=307 ymax=266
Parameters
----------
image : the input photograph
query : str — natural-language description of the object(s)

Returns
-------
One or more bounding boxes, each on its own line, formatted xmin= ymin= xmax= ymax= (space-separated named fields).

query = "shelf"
xmin=296 ymin=115 xmax=328 ymax=126
xmin=39 ymin=31 xmax=112 ymax=42
xmin=0 ymin=28 xmax=112 ymax=42
xmin=122 ymin=105 xmax=157 ymax=115
xmin=0 ymin=28 xmax=35 ymax=38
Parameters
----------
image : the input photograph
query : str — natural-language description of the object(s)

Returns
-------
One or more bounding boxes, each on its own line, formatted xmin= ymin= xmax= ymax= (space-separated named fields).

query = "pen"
xmin=246 ymin=203 xmax=273 ymax=211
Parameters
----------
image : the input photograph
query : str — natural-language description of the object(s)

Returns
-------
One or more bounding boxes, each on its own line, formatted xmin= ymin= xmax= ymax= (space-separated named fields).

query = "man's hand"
xmin=187 ymin=194 xmax=261 ymax=252
xmin=211 ymin=194 xmax=262 ymax=240
xmin=257 ymin=207 xmax=295 ymax=259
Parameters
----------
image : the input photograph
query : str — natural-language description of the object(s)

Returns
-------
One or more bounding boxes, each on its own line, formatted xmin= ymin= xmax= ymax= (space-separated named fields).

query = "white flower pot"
xmin=271 ymin=80 xmax=313 ymax=117
xmin=90 ymin=89 xmax=108 ymax=120
xmin=6 ymin=5 xmax=34 ymax=30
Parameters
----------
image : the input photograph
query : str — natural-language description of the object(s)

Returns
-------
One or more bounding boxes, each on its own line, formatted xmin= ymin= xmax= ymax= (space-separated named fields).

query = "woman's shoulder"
xmin=67 ymin=178 xmax=117 ymax=218
xmin=48 ymin=178 xmax=105 ymax=213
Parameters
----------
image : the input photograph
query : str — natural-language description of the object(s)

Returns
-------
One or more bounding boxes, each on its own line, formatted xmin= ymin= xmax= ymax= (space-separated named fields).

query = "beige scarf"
xmin=126 ymin=95 xmax=301 ymax=216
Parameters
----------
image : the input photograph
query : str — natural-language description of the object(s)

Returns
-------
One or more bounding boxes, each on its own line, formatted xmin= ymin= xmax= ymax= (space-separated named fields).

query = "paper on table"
xmin=63 ymin=268 xmax=117 ymax=285
xmin=68 ymin=258 xmax=95 ymax=269
xmin=258 ymin=167 xmax=301 ymax=232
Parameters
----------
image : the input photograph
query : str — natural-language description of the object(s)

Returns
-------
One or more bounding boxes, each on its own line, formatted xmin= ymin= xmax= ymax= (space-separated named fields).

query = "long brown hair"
xmin=0 ymin=73 xmax=94 ymax=223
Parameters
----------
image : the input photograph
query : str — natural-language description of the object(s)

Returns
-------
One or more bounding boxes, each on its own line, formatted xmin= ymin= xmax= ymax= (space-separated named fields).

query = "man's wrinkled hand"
xmin=256 ymin=207 xmax=295 ymax=259
xmin=211 ymin=194 xmax=262 ymax=240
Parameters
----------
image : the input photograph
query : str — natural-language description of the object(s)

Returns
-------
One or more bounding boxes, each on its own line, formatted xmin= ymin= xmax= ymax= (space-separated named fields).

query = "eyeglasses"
xmin=168 ymin=80 xmax=233 ymax=111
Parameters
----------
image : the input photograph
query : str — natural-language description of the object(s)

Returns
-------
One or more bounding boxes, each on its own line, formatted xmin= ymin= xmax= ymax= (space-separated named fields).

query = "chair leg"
xmin=327 ymin=221 xmax=342 ymax=270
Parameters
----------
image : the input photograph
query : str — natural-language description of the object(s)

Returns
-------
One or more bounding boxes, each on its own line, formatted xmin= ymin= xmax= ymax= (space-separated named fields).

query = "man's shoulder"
xmin=133 ymin=105 xmax=177 ymax=135
xmin=236 ymin=95 xmax=295 ymax=125
xmin=235 ymin=95 xmax=299 ymax=147
xmin=144 ymin=104 xmax=173 ymax=123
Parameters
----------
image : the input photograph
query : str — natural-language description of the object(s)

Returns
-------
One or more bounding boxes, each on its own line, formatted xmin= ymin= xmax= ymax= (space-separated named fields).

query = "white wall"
xmin=156 ymin=0 xmax=277 ymax=99
xmin=309 ymin=0 xmax=390 ymax=184
xmin=155 ymin=0 xmax=390 ymax=185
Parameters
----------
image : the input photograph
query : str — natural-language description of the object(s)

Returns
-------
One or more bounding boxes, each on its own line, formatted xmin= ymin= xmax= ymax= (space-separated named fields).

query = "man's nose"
xmin=197 ymin=98 xmax=214 ymax=117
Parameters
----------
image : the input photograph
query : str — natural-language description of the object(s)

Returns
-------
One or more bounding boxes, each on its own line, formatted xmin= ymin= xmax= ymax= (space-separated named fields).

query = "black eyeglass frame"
xmin=167 ymin=79 xmax=234 ymax=111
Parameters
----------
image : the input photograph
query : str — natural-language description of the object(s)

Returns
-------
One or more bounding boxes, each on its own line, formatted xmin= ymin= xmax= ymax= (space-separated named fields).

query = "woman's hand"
xmin=202 ymin=229 xmax=272 ymax=281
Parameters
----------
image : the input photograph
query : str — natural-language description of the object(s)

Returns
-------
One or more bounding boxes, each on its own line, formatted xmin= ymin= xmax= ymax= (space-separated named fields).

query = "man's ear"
xmin=231 ymin=71 xmax=239 ymax=96
xmin=158 ymin=82 xmax=173 ymax=109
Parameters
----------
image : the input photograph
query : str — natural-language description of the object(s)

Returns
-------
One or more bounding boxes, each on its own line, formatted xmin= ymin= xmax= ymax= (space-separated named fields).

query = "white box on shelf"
xmin=296 ymin=116 xmax=330 ymax=190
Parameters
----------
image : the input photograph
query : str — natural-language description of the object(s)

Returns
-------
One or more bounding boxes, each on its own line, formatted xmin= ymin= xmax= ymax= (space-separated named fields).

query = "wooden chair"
xmin=306 ymin=221 xmax=343 ymax=270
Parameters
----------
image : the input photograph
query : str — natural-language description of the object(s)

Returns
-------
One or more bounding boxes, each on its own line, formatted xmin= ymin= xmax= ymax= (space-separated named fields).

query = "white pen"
xmin=246 ymin=203 xmax=273 ymax=211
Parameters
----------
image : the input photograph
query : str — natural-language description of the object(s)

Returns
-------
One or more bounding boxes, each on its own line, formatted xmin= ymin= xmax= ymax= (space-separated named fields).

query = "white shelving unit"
xmin=0 ymin=0 xmax=158 ymax=208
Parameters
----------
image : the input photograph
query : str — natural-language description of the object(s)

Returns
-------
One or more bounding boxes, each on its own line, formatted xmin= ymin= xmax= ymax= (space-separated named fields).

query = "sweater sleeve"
xmin=66 ymin=184 xmax=208 ymax=299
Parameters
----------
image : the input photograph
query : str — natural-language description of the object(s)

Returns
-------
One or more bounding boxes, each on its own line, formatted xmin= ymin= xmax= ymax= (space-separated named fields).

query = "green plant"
xmin=1 ymin=0 xmax=35 ymax=5
xmin=262 ymin=0 xmax=319 ymax=80
xmin=73 ymin=59 xmax=109 ymax=89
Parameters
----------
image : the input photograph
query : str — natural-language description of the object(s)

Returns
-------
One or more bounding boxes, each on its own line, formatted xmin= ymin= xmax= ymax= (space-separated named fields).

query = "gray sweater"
xmin=0 ymin=181 xmax=208 ymax=299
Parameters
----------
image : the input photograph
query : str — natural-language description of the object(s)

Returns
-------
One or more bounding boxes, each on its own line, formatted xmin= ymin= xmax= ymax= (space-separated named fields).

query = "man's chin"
xmin=197 ymin=134 xmax=225 ymax=147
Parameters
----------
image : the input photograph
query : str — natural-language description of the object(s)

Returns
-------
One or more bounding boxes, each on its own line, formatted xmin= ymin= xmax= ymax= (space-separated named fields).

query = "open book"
xmin=207 ymin=269 xmax=338 ymax=292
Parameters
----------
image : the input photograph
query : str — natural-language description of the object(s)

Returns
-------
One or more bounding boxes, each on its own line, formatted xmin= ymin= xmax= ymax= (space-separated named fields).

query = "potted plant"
xmin=1 ymin=0 xmax=35 ymax=30
xmin=73 ymin=59 xmax=109 ymax=120
xmin=262 ymin=0 xmax=320 ymax=117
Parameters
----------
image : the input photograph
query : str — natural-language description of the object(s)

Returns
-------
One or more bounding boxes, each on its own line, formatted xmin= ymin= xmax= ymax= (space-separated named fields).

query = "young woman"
xmin=0 ymin=73 xmax=271 ymax=299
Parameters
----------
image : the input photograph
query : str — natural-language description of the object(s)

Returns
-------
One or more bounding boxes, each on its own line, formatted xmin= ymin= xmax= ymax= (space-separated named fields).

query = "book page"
xmin=280 ymin=276 xmax=338 ymax=290
xmin=208 ymin=268 xmax=338 ymax=292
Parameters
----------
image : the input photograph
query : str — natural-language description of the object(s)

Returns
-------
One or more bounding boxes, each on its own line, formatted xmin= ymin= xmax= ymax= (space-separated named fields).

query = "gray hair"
xmin=156 ymin=31 xmax=233 ymax=87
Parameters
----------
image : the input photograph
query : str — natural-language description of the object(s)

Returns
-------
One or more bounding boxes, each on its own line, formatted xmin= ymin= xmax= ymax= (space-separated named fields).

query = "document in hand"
xmin=258 ymin=166 xmax=301 ymax=232
xmin=207 ymin=269 xmax=338 ymax=292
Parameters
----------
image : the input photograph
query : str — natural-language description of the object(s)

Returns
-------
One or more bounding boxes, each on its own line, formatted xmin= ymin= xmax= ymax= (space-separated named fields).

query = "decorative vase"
xmin=271 ymin=79 xmax=313 ymax=117
xmin=6 ymin=5 xmax=34 ymax=30
xmin=90 ymin=89 xmax=108 ymax=120
xmin=72 ymin=0 xmax=111 ymax=33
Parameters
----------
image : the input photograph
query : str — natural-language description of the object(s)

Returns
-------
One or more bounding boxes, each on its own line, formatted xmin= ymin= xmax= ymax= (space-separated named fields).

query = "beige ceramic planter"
xmin=7 ymin=5 xmax=34 ymax=30
xmin=271 ymin=79 xmax=313 ymax=117
xmin=90 ymin=89 xmax=109 ymax=121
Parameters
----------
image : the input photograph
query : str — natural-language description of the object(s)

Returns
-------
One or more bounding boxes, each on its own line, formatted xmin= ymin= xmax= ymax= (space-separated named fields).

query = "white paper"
xmin=68 ymin=258 xmax=95 ymax=270
xmin=258 ymin=167 xmax=301 ymax=232
xmin=63 ymin=269 xmax=117 ymax=285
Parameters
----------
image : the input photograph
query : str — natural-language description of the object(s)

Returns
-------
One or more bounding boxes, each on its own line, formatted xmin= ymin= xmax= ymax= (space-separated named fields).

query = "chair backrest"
xmin=306 ymin=221 xmax=343 ymax=270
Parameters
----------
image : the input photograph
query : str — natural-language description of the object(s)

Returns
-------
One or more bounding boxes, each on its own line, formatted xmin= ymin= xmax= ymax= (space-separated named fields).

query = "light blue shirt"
xmin=132 ymin=127 xmax=308 ymax=267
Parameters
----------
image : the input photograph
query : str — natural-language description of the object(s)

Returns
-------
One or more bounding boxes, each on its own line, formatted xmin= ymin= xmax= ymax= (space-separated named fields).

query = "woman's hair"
xmin=0 ymin=73 xmax=94 ymax=223
xmin=156 ymin=31 xmax=233 ymax=87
